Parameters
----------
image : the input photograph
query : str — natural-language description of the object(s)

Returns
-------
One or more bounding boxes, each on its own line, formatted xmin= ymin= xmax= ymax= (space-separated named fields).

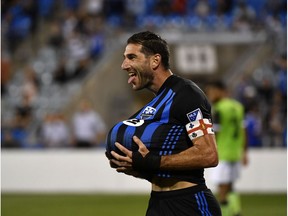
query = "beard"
xmin=130 ymin=67 xmax=154 ymax=91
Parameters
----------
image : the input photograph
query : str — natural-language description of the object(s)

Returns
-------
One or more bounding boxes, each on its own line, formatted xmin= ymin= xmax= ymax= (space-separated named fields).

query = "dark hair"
xmin=207 ymin=80 xmax=227 ymax=90
xmin=127 ymin=31 xmax=170 ymax=70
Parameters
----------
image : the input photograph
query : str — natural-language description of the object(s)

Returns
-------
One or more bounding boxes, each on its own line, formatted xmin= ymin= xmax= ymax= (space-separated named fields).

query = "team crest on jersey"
xmin=140 ymin=106 xmax=156 ymax=120
xmin=187 ymin=108 xmax=203 ymax=122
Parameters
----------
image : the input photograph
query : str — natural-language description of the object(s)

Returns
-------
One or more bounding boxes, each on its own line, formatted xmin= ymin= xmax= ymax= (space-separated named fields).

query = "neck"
xmin=148 ymin=70 xmax=173 ymax=94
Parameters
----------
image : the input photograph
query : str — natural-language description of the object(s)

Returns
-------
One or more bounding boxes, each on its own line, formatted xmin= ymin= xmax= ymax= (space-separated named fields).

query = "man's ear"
xmin=151 ymin=54 xmax=161 ymax=70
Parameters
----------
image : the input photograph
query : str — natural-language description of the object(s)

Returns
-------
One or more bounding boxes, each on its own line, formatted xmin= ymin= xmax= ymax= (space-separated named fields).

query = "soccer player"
xmin=205 ymin=81 xmax=248 ymax=216
xmin=106 ymin=31 xmax=221 ymax=216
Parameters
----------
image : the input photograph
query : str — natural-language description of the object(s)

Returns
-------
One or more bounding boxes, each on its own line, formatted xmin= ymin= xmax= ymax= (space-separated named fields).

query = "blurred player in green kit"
xmin=206 ymin=80 xmax=248 ymax=216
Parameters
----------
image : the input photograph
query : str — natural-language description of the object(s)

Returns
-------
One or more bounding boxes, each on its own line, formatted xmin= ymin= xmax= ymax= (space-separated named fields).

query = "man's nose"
xmin=121 ymin=59 xmax=129 ymax=70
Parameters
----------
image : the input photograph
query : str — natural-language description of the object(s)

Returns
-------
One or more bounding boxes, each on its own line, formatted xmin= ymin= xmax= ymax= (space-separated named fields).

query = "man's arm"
xmin=161 ymin=133 xmax=218 ymax=170
xmin=110 ymin=134 xmax=218 ymax=174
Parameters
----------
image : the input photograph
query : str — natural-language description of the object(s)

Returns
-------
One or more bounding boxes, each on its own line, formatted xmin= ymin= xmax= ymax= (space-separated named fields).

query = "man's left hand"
xmin=110 ymin=136 xmax=150 ymax=173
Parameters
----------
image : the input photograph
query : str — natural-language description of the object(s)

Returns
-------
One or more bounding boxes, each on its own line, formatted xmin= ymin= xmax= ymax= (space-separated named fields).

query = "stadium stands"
xmin=1 ymin=0 xmax=286 ymax=148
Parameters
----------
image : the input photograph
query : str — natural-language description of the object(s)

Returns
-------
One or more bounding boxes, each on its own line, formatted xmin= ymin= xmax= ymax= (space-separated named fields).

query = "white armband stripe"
xmin=185 ymin=118 xmax=214 ymax=140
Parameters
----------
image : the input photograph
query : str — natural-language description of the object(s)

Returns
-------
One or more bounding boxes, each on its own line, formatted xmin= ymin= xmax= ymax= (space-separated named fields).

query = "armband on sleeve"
xmin=185 ymin=118 xmax=214 ymax=141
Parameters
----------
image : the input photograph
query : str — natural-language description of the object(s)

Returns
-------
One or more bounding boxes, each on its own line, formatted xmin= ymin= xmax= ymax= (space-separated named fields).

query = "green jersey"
xmin=213 ymin=98 xmax=245 ymax=161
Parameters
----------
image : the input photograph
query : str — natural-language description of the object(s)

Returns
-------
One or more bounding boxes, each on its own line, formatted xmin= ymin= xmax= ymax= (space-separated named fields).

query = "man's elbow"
xmin=206 ymin=152 xmax=219 ymax=168
xmin=210 ymin=154 xmax=219 ymax=167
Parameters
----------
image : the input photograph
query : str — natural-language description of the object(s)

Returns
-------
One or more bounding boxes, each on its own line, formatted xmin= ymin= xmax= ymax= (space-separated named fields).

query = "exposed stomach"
xmin=151 ymin=176 xmax=197 ymax=191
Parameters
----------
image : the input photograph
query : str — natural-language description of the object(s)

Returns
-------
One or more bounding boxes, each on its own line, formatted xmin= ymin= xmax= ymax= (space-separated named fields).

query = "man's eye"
xmin=127 ymin=55 xmax=136 ymax=60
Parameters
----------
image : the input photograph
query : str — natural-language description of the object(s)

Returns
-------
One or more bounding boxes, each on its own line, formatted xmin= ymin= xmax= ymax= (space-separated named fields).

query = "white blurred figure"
xmin=61 ymin=9 xmax=78 ymax=39
xmin=64 ymin=30 xmax=91 ymax=79
xmin=21 ymin=65 xmax=39 ymax=104
xmin=72 ymin=100 xmax=106 ymax=148
xmin=41 ymin=112 xmax=71 ymax=148
xmin=84 ymin=0 xmax=103 ymax=15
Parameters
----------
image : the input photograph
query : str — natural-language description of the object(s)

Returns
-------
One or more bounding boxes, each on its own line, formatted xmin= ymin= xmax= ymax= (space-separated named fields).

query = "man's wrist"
xmin=132 ymin=152 xmax=161 ymax=172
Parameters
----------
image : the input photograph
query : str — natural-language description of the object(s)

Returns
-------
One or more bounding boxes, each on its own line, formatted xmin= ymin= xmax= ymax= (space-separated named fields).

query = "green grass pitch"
xmin=2 ymin=193 xmax=287 ymax=216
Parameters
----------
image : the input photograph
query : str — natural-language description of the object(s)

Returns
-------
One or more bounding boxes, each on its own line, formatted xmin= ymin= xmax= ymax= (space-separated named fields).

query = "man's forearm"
xmin=160 ymin=134 xmax=218 ymax=170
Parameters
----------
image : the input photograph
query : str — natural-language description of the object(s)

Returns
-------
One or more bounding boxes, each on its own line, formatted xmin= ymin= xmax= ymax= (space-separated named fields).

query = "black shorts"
xmin=146 ymin=184 xmax=221 ymax=216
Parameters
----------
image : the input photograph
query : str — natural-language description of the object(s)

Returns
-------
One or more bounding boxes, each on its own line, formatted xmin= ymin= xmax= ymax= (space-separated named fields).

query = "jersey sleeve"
xmin=172 ymin=85 xmax=212 ymax=126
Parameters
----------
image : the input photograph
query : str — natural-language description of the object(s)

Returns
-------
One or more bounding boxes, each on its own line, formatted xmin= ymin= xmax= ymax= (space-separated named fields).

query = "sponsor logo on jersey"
xmin=123 ymin=118 xmax=145 ymax=127
xmin=186 ymin=108 xmax=203 ymax=122
xmin=140 ymin=106 xmax=156 ymax=120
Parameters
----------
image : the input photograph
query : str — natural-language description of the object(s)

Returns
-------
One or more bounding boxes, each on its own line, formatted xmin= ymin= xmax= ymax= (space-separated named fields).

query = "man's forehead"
xmin=124 ymin=43 xmax=142 ymax=55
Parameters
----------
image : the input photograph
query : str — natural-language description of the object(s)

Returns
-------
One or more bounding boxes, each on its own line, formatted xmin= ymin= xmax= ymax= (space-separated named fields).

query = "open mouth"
xmin=128 ymin=72 xmax=136 ymax=84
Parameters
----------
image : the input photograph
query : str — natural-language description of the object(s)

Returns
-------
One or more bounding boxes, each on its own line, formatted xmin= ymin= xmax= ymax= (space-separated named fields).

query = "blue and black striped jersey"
xmin=106 ymin=75 xmax=212 ymax=184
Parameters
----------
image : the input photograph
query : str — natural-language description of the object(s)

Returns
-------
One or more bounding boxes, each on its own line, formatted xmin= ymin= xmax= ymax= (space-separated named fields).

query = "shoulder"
xmin=226 ymin=98 xmax=244 ymax=109
xmin=171 ymin=75 xmax=206 ymax=98
xmin=175 ymin=78 xmax=208 ymax=104
xmin=169 ymin=76 xmax=212 ymax=123
xmin=216 ymin=98 xmax=244 ymax=113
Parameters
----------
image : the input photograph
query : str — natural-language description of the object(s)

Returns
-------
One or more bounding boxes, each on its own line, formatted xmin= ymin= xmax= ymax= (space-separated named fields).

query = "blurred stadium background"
xmin=1 ymin=0 xmax=287 ymax=215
